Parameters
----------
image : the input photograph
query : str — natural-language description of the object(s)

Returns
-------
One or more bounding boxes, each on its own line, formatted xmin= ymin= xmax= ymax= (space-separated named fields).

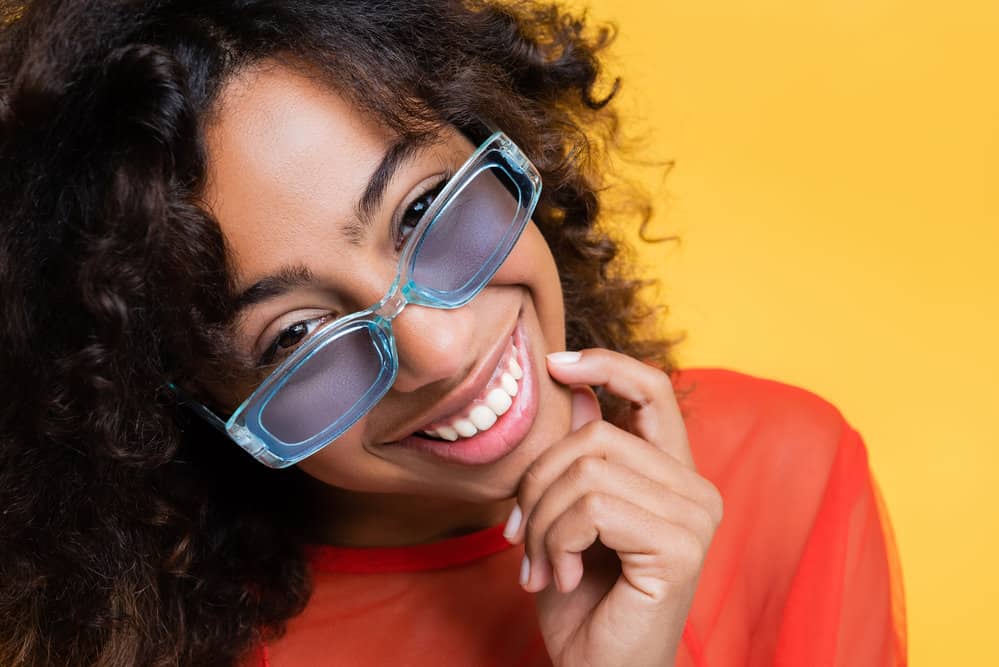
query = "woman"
xmin=0 ymin=0 xmax=905 ymax=665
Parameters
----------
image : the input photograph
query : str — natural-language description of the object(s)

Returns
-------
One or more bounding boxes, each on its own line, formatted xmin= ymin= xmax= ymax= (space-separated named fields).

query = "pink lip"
xmin=388 ymin=315 xmax=538 ymax=466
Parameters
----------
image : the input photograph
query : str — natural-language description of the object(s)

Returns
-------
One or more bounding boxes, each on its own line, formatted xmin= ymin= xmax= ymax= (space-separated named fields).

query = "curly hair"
xmin=0 ymin=0 xmax=673 ymax=663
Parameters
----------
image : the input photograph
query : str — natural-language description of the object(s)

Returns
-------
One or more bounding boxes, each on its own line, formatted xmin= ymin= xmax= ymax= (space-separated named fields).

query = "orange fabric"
xmin=244 ymin=368 xmax=906 ymax=666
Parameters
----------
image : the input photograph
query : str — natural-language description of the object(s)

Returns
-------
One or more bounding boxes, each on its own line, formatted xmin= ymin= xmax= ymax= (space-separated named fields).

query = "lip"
xmin=384 ymin=312 xmax=539 ymax=466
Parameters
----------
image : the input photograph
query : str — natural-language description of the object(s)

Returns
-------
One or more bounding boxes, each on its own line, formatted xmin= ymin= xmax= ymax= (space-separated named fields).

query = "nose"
xmin=388 ymin=301 xmax=477 ymax=393
xmin=347 ymin=254 xmax=475 ymax=394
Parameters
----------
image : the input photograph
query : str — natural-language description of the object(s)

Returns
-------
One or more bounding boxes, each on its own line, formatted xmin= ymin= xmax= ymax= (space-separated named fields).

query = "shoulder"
xmin=671 ymin=367 xmax=860 ymax=487
xmin=670 ymin=367 xmax=875 ymax=576
xmin=671 ymin=369 xmax=880 ymax=647
xmin=669 ymin=376 xmax=902 ymax=663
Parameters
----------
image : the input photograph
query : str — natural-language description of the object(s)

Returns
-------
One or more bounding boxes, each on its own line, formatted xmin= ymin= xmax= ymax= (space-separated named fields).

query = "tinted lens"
xmin=411 ymin=165 xmax=521 ymax=293
xmin=258 ymin=325 xmax=385 ymax=444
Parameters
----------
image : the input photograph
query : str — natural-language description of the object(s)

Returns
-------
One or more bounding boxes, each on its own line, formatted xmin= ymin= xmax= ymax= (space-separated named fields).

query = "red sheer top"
xmin=242 ymin=368 xmax=906 ymax=666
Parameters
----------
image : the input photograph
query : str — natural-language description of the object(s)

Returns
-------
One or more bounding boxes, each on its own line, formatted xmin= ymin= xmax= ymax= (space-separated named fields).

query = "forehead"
xmin=202 ymin=63 xmax=458 ymax=291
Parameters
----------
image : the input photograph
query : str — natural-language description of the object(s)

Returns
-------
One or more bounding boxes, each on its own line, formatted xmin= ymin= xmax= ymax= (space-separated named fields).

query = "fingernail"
xmin=502 ymin=504 xmax=522 ymax=541
xmin=519 ymin=555 xmax=531 ymax=587
xmin=547 ymin=351 xmax=581 ymax=364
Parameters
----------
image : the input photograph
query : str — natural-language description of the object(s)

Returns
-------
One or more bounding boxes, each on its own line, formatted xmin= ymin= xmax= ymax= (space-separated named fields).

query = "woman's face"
xmin=203 ymin=62 xmax=572 ymax=507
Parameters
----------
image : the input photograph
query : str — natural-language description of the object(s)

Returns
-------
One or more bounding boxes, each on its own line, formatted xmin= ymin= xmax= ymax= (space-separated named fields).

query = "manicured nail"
xmin=547 ymin=351 xmax=581 ymax=364
xmin=519 ymin=555 xmax=531 ymax=587
xmin=503 ymin=504 xmax=522 ymax=541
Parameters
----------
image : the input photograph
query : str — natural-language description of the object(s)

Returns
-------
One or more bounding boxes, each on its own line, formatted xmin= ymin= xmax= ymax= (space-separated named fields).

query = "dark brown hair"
xmin=0 ymin=0 xmax=672 ymax=663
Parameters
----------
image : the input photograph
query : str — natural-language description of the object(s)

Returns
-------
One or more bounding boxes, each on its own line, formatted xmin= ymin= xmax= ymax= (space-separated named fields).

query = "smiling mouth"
xmin=384 ymin=310 xmax=539 ymax=466
xmin=415 ymin=336 xmax=524 ymax=442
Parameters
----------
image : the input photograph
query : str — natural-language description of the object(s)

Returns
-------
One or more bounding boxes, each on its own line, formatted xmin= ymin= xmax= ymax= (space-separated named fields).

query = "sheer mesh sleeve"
xmin=674 ymin=368 xmax=907 ymax=667
xmin=774 ymin=426 xmax=907 ymax=666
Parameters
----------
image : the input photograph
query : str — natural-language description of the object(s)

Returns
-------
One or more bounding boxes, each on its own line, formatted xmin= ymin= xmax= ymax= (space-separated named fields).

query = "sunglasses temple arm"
xmin=168 ymin=382 xmax=232 ymax=435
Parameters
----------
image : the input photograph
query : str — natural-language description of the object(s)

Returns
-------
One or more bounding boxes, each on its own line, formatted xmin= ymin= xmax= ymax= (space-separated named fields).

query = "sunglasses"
xmin=176 ymin=131 xmax=542 ymax=467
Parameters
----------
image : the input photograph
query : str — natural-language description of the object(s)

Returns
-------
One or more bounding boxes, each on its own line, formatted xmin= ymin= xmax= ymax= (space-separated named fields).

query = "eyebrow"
xmin=232 ymin=264 xmax=317 ymax=314
xmin=232 ymin=134 xmax=436 ymax=314
xmin=348 ymin=134 xmax=435 ymax=243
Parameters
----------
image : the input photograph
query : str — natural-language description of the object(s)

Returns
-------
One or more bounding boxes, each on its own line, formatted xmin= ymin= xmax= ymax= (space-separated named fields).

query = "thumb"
xmin=570 ymin=385 xmax=602 ymax=432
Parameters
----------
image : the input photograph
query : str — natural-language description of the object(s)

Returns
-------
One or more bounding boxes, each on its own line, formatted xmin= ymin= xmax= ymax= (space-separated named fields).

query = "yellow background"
xmin=580 ymin=0 xmax=999 ymax=663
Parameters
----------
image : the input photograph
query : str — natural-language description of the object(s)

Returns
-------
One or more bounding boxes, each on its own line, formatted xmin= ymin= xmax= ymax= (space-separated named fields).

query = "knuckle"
xmin=700 ymin=480 xmax=724 ymax=525
xmin=578 ymin=491 xmax=608 ymax=517
xmin=543 ymin=524 xmax=562 ymax=554
xmin=520 ymin=465 xmax=546 ymax=503
xmin=709 ymin=489 xmax=725 ymax=525
xmin=661 ymin=528 xmax=706 ymax=581
xmin=692 ymin=505 xmax=716 ymax=542
xmin=567 ymin=455 xmax=604 ymax=483
xmin=588 ymin=419 xmax=614 ymax=440
xmin=638 ymin=368 xmax=672 ymax=403
xmin=652 ymin=368 xmax=673 ymax=394
xmin=576 ymin=419 xmax=600 ymax=439
xmin=523 ymin=461 xmax=545 ymax=487
xmin=672 ymin=528 xmax=706 ymax=573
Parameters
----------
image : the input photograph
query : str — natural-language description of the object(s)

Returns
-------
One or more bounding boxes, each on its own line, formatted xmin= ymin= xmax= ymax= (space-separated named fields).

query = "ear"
xmin=569 ymin=385 xmax=601 ymax=432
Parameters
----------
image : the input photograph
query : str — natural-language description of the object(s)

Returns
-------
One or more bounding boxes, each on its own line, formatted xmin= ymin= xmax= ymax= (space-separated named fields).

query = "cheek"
xmin=294 ymin=432 xmax=397 ymax=491
xmin=501 ymin=223 xmax=563 ymax=302
xmin=519 ymin=224 xmax=566 ymax=348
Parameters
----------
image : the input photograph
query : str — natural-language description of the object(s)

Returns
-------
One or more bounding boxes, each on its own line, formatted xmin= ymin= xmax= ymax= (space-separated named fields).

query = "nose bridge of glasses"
xmin=375 ymin=288 xmax=409 ymax=321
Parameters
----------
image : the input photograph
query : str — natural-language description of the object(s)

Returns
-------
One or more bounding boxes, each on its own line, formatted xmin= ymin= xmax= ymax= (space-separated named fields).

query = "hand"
xmin=503 ymin=349 xmax=723 ymax=667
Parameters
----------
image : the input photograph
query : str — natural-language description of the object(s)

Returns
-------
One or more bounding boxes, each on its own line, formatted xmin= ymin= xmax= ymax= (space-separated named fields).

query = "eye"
xmin=395 ymin=178 xmax=447 ymax=249
xmin=259 ymin=315 xmax=330 ymax=365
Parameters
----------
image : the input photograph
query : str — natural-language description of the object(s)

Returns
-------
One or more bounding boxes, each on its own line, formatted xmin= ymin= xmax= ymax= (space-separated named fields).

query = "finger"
xmin=570 ymin=385 xmax=601 ymax=432
xmin=508 ymin=420 xmax=722 ymax=544
xmin=543 ymin=492 xmax=708 ymax=597
xmin=519 ymin=457 xmax=718 ymax=593
xmin=546 ymin=349 xmax=692 ymax=466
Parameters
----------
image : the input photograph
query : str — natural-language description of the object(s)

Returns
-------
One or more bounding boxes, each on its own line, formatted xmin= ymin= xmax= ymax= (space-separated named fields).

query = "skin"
xmin=203 ymin=61 xmax=723 ymax=665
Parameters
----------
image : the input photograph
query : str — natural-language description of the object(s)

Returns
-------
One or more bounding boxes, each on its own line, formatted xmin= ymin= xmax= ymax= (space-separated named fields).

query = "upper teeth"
xmin=420 ymin=346 xmax=523 ymax=442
